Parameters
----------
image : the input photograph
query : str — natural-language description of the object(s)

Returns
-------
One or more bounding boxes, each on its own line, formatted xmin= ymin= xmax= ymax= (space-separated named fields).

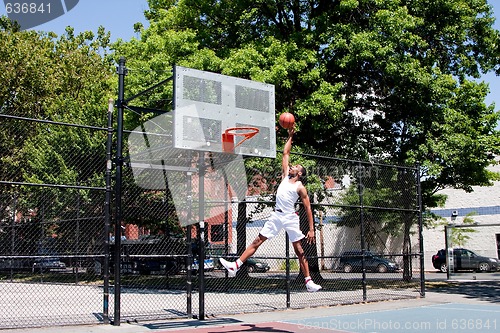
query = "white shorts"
xmin=259 ymin=211 xmax=305 ymax=243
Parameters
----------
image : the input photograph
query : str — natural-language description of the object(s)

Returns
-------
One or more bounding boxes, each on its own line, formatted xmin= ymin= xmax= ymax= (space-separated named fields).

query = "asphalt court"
xmin=156 ymin=303 xmax=500 ymax=333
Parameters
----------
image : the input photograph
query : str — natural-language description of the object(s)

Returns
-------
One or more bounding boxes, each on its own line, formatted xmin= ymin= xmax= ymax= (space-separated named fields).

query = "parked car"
xmin=431 ymin=248 xmax=499 ymax=273
xmin=32 ymin=258 xmax=66 ymax=272
xmin=337 ymin=251 xmax=399 ymax=273
xmin=245 ymin=258 xmax=270 ymax=273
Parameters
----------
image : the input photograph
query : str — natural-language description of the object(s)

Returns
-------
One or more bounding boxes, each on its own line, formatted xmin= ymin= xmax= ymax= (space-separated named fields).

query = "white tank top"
xmin=275 ymin=179 xmax=300 ymax=213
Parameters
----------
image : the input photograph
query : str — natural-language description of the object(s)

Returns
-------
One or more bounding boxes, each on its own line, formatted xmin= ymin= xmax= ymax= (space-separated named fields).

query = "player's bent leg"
xmin=292 ymin=240 xmax=309 ymax=276
xmin=239 ymin=234 xmax=267 ymax=262
xmin=220 ymin=234 xmax=267 ymax=277
xmin=293 ymin=240 xmax=322 ymax=292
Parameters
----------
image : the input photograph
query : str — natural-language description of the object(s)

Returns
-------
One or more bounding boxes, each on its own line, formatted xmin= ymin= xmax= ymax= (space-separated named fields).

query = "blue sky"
xmin=0 ymin=1 xmax=149 ymax=41
xmin=1 ymin=0 xmax=499 ymax=112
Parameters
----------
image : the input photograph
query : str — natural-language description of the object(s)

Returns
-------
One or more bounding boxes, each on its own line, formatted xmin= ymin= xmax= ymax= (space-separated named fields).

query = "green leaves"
xmin=0 ymin=21 xmax=114 ymax=187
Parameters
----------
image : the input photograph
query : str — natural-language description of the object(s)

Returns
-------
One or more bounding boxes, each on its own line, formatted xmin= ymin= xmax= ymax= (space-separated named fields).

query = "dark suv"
xmin=337 ymin=251 xmax=399 ymax=273
xmin=432 ymin=248 xmax=499 ymax=273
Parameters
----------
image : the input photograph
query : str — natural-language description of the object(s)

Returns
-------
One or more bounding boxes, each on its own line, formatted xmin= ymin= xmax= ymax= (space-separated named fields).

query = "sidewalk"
xmin=2 ymin=280 xmax=499 ymax=333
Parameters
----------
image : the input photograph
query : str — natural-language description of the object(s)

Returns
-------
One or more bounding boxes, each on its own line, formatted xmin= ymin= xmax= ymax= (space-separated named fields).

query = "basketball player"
xmin=220 ymin=126 xmax=322 ymax=292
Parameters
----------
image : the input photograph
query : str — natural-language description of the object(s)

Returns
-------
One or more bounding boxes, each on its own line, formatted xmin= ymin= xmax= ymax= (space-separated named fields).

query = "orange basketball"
xmin=279 ymin=112 xmax=295 ymax=129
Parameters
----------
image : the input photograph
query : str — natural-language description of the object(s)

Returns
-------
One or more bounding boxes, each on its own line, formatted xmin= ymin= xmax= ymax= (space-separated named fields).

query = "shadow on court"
xmin=137 ymin=318 xmax=340 ymax=333
xmin=426 ymin=280 xmax=500 ymax=303
xmin=145 ymin=321 xmax=344 ymax=332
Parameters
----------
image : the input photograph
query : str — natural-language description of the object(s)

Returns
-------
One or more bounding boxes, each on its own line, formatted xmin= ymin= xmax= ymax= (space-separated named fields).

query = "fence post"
xmin=186 ymin=168 xmax=193 ymax=318
xmin=113 ymin=56 xmax=127 ymax=326
xmin=285 ymin=233 xmax=290 ymax=308
xmin=102 ymin=98 xmax=114 ymax=324
xmin=417 ymin=165 xmax=425 ymax=296
xmin=444 ymin=225 xmax=451 ymax=280
xmin=198 ymin=152 xmax=206 ymax=320
xmin=10 ymin=194 xmax=17 ymax=281
xmin=357 ymin=162 xmax=367 ymax=301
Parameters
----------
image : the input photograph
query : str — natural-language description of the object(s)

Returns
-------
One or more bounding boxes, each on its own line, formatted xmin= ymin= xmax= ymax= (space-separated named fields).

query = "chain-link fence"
xmin=192 ymin=155 xmax=424 ymax=318
xmin=0 ymin=115 xmax=110 ymax=328
xmin=0 ymin=108 xmax=424 ymax=329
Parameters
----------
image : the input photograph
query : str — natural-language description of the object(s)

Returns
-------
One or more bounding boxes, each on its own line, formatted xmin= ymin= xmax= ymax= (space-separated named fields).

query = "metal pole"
xmin=10 ymin=195 xmax=17 ymax=281
xmin=357 ymin=162 xmax=367 ymax=301
xmin=186 ymin=169 xmax=193 ymax=318
xmin=103 ymin=98 xmax=114 ymax=324
xmin=319 ymin=211 xmax=325 ymax=270
xmin=445 ymin=226 xmax=450 ymax=280
xmin=416 ymin=165 xmax=425 ymax=296
xmin=198 ymin=152 xmax=205 ymax=320
xmin=223 ymin=171 xmax=229 ymax=293
xmin=75 ymin=185 xmax=80 ymax=283
xmin=285 ymin=233 xmax=290 ymax=308
xmin=113 ymin=57 xmax=127 ymax=326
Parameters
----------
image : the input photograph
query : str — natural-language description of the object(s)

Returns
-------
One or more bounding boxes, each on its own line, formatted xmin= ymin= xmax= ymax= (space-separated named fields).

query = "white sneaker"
xmin=306 ymin=279 xmax=322 ymax=292
xmin=219 ymin=258 xmax=238 ymax=277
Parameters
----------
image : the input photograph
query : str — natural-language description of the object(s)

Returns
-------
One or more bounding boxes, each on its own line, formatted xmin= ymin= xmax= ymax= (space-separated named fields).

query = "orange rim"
xmin=224 ymin=127 xmax=260 ymax=136
xmin=223 ymin=127 xmax=260 ymax=150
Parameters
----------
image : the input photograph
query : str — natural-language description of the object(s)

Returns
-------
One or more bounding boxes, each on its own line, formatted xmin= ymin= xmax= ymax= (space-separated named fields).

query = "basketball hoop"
xmin=222 ymin=127 xmax=260 ymax=153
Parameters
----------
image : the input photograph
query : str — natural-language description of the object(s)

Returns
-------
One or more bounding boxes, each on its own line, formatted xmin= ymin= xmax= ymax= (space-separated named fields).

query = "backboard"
xmin=173 ymin=66 xmax=276 ymax=158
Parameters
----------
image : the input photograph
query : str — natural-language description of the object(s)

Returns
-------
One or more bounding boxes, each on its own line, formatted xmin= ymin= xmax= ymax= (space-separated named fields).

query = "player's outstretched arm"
xmin=282 ymin=127 xmax=294 ymax=179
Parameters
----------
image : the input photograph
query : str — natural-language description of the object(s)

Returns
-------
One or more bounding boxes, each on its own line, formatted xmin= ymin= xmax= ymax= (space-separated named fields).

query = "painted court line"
xmin=426 ymin=303 xmax=500 ymax=313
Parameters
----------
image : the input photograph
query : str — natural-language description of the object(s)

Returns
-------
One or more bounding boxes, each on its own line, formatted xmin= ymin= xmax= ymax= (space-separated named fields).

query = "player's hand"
xmin=287 ymin=126 xmax=295 ymax=136
xmin=306 ymin=230 xmax=315 ymax=244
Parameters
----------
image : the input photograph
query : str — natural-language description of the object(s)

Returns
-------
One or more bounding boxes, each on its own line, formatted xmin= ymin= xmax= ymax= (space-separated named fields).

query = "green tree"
xmin=450 ymin=211 xmax=478 ymax=247
xmin=0 ymin=20 xmax=115 ymax=255
xmin=113 ymin=0 xmax=500 ymax=205
xmin=18 ymin=27 xmax=114 ymax=215
xmin=1 ymin=18 xmax=56 ymax=184
xmin=1 ymin=21 xmax=114 ymax=188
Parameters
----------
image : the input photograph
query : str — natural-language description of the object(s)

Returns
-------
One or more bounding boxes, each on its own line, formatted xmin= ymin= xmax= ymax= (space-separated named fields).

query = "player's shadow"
xmin=219 ymin=323 xmax=293 ymax=332
xmin=141 ymin=317 xmax=241 ymax=330
xmin=132 ymin=319 xmax=304 ymax=332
